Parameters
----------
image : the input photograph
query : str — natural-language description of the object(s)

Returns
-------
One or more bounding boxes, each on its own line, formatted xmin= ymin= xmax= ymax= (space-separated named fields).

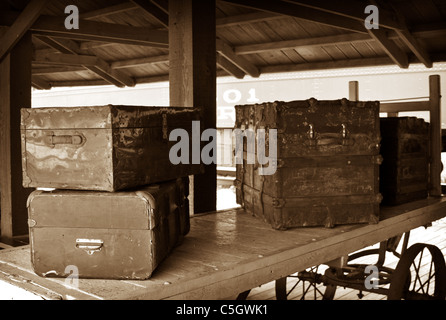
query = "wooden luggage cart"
xmin=270 ymin=75 xmax=446 ymax=300
xmin=0 ymin=76 xmax=444 ymax=300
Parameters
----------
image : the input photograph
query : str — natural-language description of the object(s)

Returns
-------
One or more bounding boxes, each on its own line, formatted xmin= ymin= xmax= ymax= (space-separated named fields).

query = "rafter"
xmin=0 ymin=12 xmax=169 ymax=48
xmin=217 ymin=53 xmax=245 ymax=79
xmin=260 ymin=56 xmax=395 ymax=73
xmin=111 ymin=55 xmax=169 ymax=69
xmin=82 ymin=2 xmax=137 ymax=20
xmin=35 ymin=36 xmax=135 ymax=87
xmin=282 ymin=0 xmax=402 ymax=30
xmin=390 ymin=6 xmax=432 ymax=68
xmin=221 ymin=0 xmax=367 ymax=33
xmin=396 ymin=29 xmax=432 ymax=68
xmin=31 ymin=76 xmax=51 ymax=90
xmin=33 ymin=52 xmax=135 ymax=87
xmin=235 ymin=33 xmax=370 ymax=54
xmin=130 ymin=0 xmax=169 ymax=27
xmin=0 ymin=0 xmax=49 ymax=62
xmin=216 ymin=38 xmax=259 ymax=77
xmin=367 ymin=28 xmax=409 ymax=68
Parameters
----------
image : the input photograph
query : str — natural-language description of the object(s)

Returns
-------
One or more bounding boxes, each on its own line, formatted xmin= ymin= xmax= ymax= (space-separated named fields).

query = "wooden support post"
xmin=0 ymin=32 xmax=33 ymax=242
xmin=169 ymin=0 xmax=217 ymax=214
xmin=429 ymin=74 xmax=442 ymax=196
xmin=348 ymin=81 xmax=358 ymax=101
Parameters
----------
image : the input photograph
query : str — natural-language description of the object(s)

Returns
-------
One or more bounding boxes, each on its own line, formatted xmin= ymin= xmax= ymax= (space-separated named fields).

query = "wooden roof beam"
xmin=31 ymin=76 xmax=51 ymax=90
xmin=111 ymin=55 xmax=169 ymax=69
xmin=130 ymin=0 xmax=169 ymax=28
xmin=32 ymin=66 xmax=86 ymax=75
xmin=216 ymin=38 xmax=260 ymax=77
xmin=396 ymin=29 xmax=432 ymax=68
xmin=0 ymin=0 xmax=49 ymax=62
xmin=217 ymin=53 xmax=245 ymax=79
xmin=283 ymin=0 xmax=403 ymax=30
xmin=221 ymin=0 xmax=367 ymax=33
xmin=235 ymin=33 xmax=370 ymax=54
xmin=33 ymin=52 xmax=135 ymax=87
xmin=35 ymin=36 xmax=135 ymax=87
xmin=82 ymin=2 xmax=138 ymax=20
xmin=260 ymin=56 xmax=395 ymax=73
xmin=0 ymin=12 xmax=169 ymax=48
xmin=389 ymin=6 xmax=432 ymax=68
xmin=367 ymin=28 xmax=409 ymax=68
xmin=234 ymin=24 xmax=446 ymax=55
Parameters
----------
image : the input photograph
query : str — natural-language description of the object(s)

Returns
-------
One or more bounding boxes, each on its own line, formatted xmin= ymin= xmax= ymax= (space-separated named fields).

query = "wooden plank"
xmin=33 ymin=52 xmax=135 ymax=87
xmin=216 ymin=11 xmax=281 ymax=28
xmin=367 ymin=28 xmax=409 ymax=68
xmin=222 ymin=0 xmax=367 ymax=34
xmin=235 ymin=32 xmax=370 ymax=55
xmin=169 ymin=0 xmax=217 ymax=214
xmin=33 ymin=52 xmax=99 ymax=67
xmin=429 ymin=75 xmax=442 ymax=197
xmin=396 ymin=29 xmax=432 ymax=68
xmin=130 ymin=0 xmax=169 ymax=27
xmin=34 ymin=36 xmax=136 ymax=87
xmin=81 ymin=2 xmax=137 ymax=20
xmin=0 ymin=0 xmax=49 ymax=62
xmin=216 ymin=39 xmax=260 ymax=77
xmin=0 ymin=200 xmax=446 ymax=300
xmin=115 ymin=199 xmax=446 ymax=299
xmin=111 ymin=55 xmax=169 ymax=69
xmin=31 ymin=76 xmax=51 ymax=90
xmin=217 ymin=53 xmax=245 ymax=79
xmin=0 ymin=13 xmax=169 ymax=48
xmin=260 ymin=56 xmax=394 ymax=73
xmin=0 ymin=32 xmax=33 ymax=241
xmin=284 ymin=0 xmax=403 ymax=31
xmin=380 ymin=101 xmax=430 ymax=113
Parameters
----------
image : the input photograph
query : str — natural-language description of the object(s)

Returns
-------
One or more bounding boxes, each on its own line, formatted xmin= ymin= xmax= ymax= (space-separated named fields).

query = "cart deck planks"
xmin=0 ymin=197 xmax=446 ymax=300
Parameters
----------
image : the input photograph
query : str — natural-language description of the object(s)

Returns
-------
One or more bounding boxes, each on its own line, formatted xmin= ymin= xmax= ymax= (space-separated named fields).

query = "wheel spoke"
xmin=287 ymin=280 xmax=300 ymax=297
xmin=411 ymin=250 xmax=425 ymax=293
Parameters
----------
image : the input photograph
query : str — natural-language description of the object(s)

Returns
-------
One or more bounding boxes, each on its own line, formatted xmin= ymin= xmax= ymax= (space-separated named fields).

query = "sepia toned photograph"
xmin=0 ymin=0 xmax=445 ymax=308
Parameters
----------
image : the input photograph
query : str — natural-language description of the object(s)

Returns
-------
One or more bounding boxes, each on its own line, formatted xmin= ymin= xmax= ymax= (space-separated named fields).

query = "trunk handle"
xmin=76 ymin=239 xmax=103 ymax=255
xmin=307 ymin=123 xmax=351 ymax=146
xmin=44 ymin=132 xmax=86 ymax=148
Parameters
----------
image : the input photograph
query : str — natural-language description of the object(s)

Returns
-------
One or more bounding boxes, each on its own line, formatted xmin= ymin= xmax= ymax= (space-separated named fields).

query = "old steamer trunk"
xmin=235 ymin=98 xmax=382 ymax=229
xmin=379 ymin=117 xmax=430 ymax=205
xmin=27 ymin=177 xmax=189 ymax=280
xmin=21 ymin=105 xmax=203 ymax=191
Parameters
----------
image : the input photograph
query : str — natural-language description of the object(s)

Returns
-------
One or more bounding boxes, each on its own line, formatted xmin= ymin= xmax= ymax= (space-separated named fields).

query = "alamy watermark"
xmin=63 ymin=4 xmax=380 ymax=31
xmin=64 ymin=5 xmax=79 ymax=30
xmin=169 ymin=121 xmax=277 ymax=175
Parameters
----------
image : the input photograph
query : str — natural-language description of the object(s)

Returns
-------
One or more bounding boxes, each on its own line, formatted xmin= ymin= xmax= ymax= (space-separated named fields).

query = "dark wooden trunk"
xmin=379 ymin=117 xmax=430 ymax=205
xmin=27 ymin=177 xmax=189 ymax=280
xmin=234 ymin=98 xmax=382 ymax=229
xmin=21 ymin=105 xmax=203 ymax=191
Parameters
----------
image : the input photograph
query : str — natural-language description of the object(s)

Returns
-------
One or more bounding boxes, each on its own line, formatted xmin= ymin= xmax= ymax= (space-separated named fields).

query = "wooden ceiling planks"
xmin=1 ymin=0 xmax=442 ymax=88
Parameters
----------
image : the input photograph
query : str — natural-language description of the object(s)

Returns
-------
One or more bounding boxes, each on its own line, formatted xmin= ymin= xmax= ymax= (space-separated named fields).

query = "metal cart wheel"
xmin=388 ymin=243 xmax=446 ymax=300
xmin=275 ymin=235 xmax=408 ymax=300
xmin=275 ymin=265 xmax=336 ymax=300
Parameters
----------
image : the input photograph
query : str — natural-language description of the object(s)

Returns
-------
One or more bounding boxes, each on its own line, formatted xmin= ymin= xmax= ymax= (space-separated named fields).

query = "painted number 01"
xmin=222 ymin=88 xmax=259 ymax=104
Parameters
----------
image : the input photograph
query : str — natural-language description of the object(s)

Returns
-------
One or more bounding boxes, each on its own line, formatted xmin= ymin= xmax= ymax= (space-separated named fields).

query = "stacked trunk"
xmin=235 ymin=98 xmax=382 ymax=229
xmin=21 ymin=105 xmax=200 ymax=280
